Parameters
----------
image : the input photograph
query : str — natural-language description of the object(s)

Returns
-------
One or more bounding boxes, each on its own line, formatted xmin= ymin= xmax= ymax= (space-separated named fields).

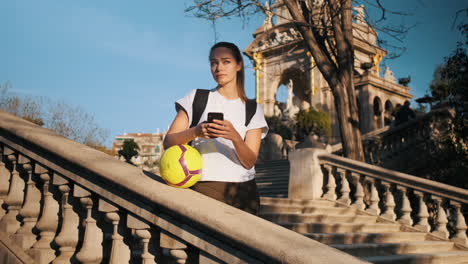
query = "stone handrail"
xmin=288 ymin=147 xmax=468 ymax=247
xmin=0 ymin=111 xmax=365 ymax=264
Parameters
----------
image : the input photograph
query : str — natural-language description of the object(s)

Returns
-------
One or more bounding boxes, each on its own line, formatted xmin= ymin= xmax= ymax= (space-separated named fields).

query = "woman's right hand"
xmin=196 ymin=122 xmax=212 ymax=139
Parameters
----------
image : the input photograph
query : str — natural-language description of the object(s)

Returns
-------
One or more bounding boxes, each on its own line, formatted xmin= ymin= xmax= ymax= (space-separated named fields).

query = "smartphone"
xmin=207 ymin=112 xmax=224 ymax=123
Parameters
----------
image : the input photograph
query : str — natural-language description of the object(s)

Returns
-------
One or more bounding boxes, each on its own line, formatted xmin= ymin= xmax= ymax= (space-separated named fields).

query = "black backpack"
xmin=189 ymin=89 xmax=257 ymax=128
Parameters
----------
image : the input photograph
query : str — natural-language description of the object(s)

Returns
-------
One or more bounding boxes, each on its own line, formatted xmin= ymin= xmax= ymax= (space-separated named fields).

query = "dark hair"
xmin=209 ymin=42 xmax=247 ymax=102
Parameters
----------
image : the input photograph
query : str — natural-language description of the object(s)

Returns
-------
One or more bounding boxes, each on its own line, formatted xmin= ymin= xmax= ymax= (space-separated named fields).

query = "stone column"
xmin=29 ymin=165 xmax=60 ymax=264
xmin=127 ymin=214 xmax=156 ymax=264
xmin=74 ymin=184 xmax=103 ymax=264
xmin=0 ymin=146 xmax=11 ymax=219
xmin=0 ymin=151 xmax=25 ymax=235
xmin=99 ymin=199 xmax=131 ymax=264
xmin=52 ymin=174 xmax=79 ymax=264
xmin=11 ymin=156 xmax=41 ymax=250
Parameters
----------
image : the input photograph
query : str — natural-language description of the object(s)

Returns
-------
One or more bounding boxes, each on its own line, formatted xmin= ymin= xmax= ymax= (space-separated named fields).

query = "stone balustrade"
xmin=0 ymin=110 xmax=366 ymax=264
xmin=362 ymin=107 xmax=456 ymax=170
xmin=289 ymin=147 xmax=468 ymax=247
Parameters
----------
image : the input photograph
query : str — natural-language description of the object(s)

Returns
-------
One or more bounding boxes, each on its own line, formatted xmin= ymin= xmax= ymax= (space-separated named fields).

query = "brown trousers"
xmin=191 ymin=179 xmax=260 ymax=215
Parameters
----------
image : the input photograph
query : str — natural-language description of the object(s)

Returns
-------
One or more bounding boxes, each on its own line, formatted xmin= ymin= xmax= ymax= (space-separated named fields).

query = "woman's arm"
xmin=163 ymin=110 xmax=213 ymax=149
xmin=163 ymin=110 xmax=198 ymax=149
xmin=208 ymin=120 xmax=262 ymax=169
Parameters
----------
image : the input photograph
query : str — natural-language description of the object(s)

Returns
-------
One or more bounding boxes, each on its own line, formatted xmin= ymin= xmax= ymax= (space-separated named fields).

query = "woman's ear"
xmin=236 ymin=62 xmax=243 ymax=71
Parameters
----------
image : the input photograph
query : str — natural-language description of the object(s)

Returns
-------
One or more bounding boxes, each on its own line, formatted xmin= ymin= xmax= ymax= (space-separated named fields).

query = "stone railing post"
xmin=52 ymin=174 xmax=79 ymax=264
xmin=161 ymin=230 xmax=189 ymax=264
xmin=431 ymin=195 xmax=449 ymax=239
xmin=336 ymin=168 xmax=351 ymax=205
xmin=74 ymin=184 xmax=103 ymax=264
xmin=99 ymin=199 xmax=131 ymax=264
xmin=321 ymin=164 xmax=336 ymax=200
xmin=381 ymin=182 xmax=396 ymax=221
xmin=29 ymin=165 xmax=60 ymax=264
xmin=365 ymin=177 xmax=380 ymax=215
xmin=11 ymin=155 xmax=41 ymax=250
xmin=350 ymin=172 xmax=365 ymax=210
xmin=413 ymin=191 xmax=430 ymax=232
xmin=450 ymin=201 xmax=468 ymax=247
xmin=0 ymin=150 xmax=25 ymax=235
xmin=397 ymin=186 xmax=413 ymax=225
xmin=127 ymin=214 xmax=156 ymax=264
xmin=288 ymin=148 xmax=328 ymax=199
xmin=0 ymin=146 xmax=10 ymax=219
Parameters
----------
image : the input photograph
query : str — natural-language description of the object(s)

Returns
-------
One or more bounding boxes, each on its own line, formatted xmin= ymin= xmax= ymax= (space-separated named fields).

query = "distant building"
xmin=112 ymin=132 xmax=166 ymax=172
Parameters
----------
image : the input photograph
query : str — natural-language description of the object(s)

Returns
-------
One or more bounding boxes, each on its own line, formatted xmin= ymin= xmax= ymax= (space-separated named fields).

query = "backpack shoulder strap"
xmin=245 ymin=99 xmax=257 ymax=127
xmin=190 ymin=89 xmax=210 ymax=128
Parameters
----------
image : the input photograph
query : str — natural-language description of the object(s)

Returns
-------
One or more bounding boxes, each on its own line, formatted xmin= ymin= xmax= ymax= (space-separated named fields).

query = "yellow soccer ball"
xmin=160 ymin=144 xmax=203 ymax=188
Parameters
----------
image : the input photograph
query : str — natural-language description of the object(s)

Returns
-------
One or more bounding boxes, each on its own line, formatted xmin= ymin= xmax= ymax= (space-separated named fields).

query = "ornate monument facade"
xmin=244 ymin=1 xmax=413 ymax=143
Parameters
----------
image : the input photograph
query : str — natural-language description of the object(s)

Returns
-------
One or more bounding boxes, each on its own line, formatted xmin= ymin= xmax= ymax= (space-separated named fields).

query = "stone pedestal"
xmin=288 ymin=148 xmax=329 ymax=199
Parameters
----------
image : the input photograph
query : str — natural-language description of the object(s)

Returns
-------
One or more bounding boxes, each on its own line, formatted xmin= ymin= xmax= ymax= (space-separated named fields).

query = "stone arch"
xmin=373 ymin=96 xmax=383 ymax=129
xmin=277 ymin=67 xmax=309 ymax=103
xmin=384 ymin=100 xmax=394 ymax=126
xmin=273 ymin=67 xmax=310 ymax=118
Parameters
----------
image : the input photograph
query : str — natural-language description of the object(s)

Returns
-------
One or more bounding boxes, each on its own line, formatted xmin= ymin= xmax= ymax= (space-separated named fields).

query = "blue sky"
xmin=2 ymin=1 xmax=466 ymax=147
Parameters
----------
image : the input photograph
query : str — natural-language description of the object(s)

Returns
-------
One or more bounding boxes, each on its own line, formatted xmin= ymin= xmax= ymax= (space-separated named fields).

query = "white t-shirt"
xmin=176 ymin=88 xmax=268 ymax=182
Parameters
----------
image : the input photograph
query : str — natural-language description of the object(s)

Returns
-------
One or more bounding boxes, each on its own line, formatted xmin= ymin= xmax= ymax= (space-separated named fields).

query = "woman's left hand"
xmin=207 ymin=119 xmax=242 ymax=143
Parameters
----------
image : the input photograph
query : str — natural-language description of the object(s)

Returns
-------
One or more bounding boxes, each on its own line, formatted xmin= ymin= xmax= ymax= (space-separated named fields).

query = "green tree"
xmin=118 ymin=139 xmax=140 ymax=164
xmin=295 ymin=108 xmax=331 ymax=142
xmin=265 ymin=116 xmax=293 ymax=140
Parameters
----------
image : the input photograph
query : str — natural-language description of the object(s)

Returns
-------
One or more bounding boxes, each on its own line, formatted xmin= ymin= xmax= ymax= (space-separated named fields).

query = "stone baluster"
xmin=380 ymin=182 xmax=396 ymax=221
xmin=127 ymin=214 xmax=156 ymax=264
xmin=0 ymin=150 xmax=25 ymax=235
xmin=396 ymin=186 xmax=413 ymax=225
xmin=431 ymin=196 xmax=449 ymax=239
xmin=74 ymin=184 xmax=103 ymax=264
xmin=350 ymin=172 xmax=365 ymax=210
xmin=11 ymin=156 xmax=41 ymax=250
xmin=365 ymin=178 xmax=380 ymax=215
xmin=322 ymin=165 xmax=336 ymax=200
xmin=52 ymin=174 xmax=79 ymax=264
xmin=29 ymin=165 xmax=60 ymax=264
xmin=161 ymin=230 xmax=189 ymax=264
xmin=0 ymin=146 xmax=11 ymax=219
xmin=336 ymin=168 xmax=351 ymax=205
xmin=450 ymin=201 xmax=468 ymax=247
xmin=413 ymin=191 xmax=430 ymax=232
xmin=99 ymin=199 xmax=130 ymax=264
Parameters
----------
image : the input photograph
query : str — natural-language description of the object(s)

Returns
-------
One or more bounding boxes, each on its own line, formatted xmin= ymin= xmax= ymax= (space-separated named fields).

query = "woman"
xmin=163 ymin=42 xmax=268 ymax=214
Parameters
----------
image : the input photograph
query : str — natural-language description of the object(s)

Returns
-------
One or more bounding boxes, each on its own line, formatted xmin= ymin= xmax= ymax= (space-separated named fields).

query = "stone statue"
xmin=286 ymin=79 xmax=294 ymax=111
xmin=274 ymin=103 xmax=282 ymax=117
xmin=262 ymin=1 xmax=274 ymax=29
xmin=283 ymin=79 xmax=300 ymax=120
xmin=384 ymin=66 xmax=396 ymax=83
xmin=354 ymin=5 xmax=366 ymax=24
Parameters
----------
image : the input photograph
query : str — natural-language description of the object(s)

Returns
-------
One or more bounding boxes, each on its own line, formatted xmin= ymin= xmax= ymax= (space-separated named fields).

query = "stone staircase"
xmin=258 ymin=197 xmax=468 ymax=264
xmin=255 ymin=160 xmax=289 ymax=198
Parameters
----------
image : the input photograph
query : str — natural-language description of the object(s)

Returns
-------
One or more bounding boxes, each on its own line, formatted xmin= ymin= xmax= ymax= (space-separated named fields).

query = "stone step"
xmin=256 ymin=181 xmax=289 ymax=186
xmin=260 ymin=197 xmax=338 ymax=207
xmin=363 ymin=250 xmax=468 ymax=264
xmin=259 ymin=204 xmax=358 ymax=215
xmin=260 ymin=213 xmax=378 ymax=224
xmin=332 ymin=241 xmax=456 ymax=257
xmin=256 ymin=174 xmax=289 ymax=178
xmin=279 ymin=222 xmax=401 ymax=234
xmin=306 ymin=232 xmax=428 ymax=245
xmin=260 ymin=193 xmax=288 ymax=198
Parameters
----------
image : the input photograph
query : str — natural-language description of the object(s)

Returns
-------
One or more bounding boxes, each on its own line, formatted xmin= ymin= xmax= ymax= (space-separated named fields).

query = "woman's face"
xmin=210 ymin=47 xmax=242 ymax=87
